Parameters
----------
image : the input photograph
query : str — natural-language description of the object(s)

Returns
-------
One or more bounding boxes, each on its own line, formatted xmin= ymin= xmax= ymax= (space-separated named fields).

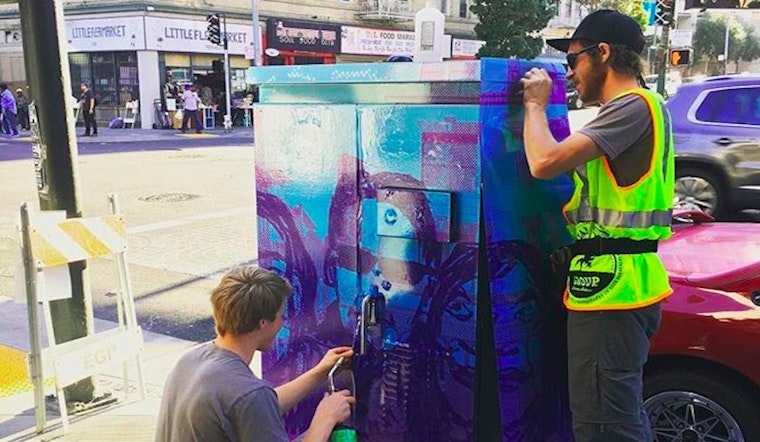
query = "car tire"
xmin=573 ymin=96 xmax=583 ymax=110
xmin=644 ymin=370 xmax=760 ymax=442
xmin=674 ymin=166 xmax=728 ymax=219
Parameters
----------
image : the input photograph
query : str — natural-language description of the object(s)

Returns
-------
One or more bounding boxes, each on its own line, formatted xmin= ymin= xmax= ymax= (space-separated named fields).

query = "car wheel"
xmin=574 ymin=96 xmax=583 ymax=110
xmin=674 ymin=166 xmax=727 ymax=218
xmin=644 ymin=370 xmax=760 ymax=442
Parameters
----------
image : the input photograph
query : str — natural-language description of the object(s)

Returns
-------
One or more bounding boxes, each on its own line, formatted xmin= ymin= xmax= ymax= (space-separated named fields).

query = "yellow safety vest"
xmin=562 ymin=88 xmax=675 ymax=311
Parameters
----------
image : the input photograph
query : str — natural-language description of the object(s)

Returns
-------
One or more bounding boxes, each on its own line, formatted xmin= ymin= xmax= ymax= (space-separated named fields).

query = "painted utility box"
xmin=248 ymin=59 xmax=575 ymax=441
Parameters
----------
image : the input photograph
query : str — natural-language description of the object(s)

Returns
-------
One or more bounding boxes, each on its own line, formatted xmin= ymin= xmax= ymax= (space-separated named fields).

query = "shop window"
xmin=69 ymin=53 xmax=91 ymax=97
xmin=116 ymin=52 xmax=139 ymax=105
xmin=92 ymin=52 xmax=117 ymax=107
xmin=232 ymin=69 xmax=247 ymax=94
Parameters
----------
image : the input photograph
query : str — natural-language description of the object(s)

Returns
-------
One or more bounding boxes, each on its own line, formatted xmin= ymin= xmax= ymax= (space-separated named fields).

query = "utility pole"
xmin=654 ymin=0 xmax=675 ymax=97
xmin=251 ymin=0 xmax=262 ymax=67
xmin=18 ymin=0 xmax=95 ymax=403
xmin=722 ymin=20 xmax=729 ymax=74
xmin=223 ymin=14 xmax=232 ymax=132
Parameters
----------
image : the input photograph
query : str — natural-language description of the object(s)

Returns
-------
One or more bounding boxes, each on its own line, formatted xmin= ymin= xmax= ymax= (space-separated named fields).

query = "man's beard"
xmin=580 ymin=58 xmax=607 ymax=104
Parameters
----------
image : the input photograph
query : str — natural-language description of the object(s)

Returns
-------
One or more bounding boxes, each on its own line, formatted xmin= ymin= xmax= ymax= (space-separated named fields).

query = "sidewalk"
xmin=0 ymin=296 xmax=197 ymax=442
xmin=5 ymin=125 xmax=254 ymax=145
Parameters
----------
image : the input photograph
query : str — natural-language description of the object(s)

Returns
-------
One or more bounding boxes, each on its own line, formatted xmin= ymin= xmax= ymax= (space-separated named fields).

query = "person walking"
xmin=155 ymin=266 xmax=355 ymax=442
xmin=180 ymin=84 xmax=202 ymax=134
xmin=79 ymin=82 xmax=97 ymax=137
xmin=15 ymin=88 xmax=29 ymax=131
xmin=0 ymin=84 xmax=19 ymax=137
xmin=519 ymin=10 xmax=674 ymax=442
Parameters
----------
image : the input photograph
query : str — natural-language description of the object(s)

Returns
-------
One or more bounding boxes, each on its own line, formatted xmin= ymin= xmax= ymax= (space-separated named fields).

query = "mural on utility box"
xmin=252 ymin=59 xmax=575 ymax=441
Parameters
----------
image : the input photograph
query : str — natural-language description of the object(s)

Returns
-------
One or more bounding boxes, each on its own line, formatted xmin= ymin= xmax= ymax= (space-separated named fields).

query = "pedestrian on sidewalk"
xmin=15 ymin=88 xmax=29 ymax=131
xmin=155 ymin=266 xmax=355 ymax=442
xmin=0 ymin=84 xmax=19 ymax=137
xmin=521 ymin=9 xmax=674 ymax=442
xmin=180 ymin=84 xmax=202 ymax=134
xmin=79 ymin=82 xmax=97 ymax=137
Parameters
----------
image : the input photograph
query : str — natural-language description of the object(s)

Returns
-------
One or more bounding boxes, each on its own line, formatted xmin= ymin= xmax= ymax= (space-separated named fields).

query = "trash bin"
xmin=249 ymin=58 xmax=575 ymax=441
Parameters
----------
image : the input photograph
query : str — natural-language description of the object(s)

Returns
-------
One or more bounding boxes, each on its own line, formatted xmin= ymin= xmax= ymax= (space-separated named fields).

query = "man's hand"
xmin=521 ymin=67 xmax=553 ymax=109
xmin=313 ymin=347 xmax=353 ymax=377
xmin=313 ymin=390 xmax=355 ymax=426
xmin=302 ymin=390 xmax=356 ymax=442
xmin=89 ymin=109 xmax=94 ymax=114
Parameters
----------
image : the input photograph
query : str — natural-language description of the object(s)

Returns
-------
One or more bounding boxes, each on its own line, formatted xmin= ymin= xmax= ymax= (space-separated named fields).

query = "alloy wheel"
xmin=674 ymin=176 xmax=718 ymax=215
xmin=645 ymin=391 xmax=744 ymax=442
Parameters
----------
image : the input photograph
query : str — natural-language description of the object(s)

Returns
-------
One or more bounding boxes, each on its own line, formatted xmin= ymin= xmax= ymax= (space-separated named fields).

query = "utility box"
xmin=248 ymin=59 xmax=575 ymax=441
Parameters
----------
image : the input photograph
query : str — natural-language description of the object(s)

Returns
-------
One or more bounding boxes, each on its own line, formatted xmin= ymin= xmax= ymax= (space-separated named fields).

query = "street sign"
xmin=643 ymin=1 xmax=657 ymax=26
xmin=670 ymin=29 xmax=693 ymax=48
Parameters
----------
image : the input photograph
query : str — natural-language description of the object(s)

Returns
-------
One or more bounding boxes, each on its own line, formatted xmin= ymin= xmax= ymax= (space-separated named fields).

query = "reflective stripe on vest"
xmin=564 ymin=207 xmax=673 ymax=228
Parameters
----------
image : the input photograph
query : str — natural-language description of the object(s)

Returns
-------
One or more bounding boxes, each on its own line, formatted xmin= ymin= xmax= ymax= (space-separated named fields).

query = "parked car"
xmin=566 ymin=81 xmax=584 ymax=110
xmin=646 ymin=212 xmax=760 ymax=441
xmin=665 ymin=74 xmax=760 ymax=218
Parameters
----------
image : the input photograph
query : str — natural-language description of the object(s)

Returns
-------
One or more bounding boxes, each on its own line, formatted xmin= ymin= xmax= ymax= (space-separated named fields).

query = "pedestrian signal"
xmin=206 ymin=14 xmax=221 ymax=45
xmin=669 ymin=49 xmax=691 ymax=66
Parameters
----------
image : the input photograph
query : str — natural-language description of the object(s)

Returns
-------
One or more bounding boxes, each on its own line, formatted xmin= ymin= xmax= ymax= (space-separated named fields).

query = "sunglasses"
xmin=566 ymin=44 xmax=599 ymax=70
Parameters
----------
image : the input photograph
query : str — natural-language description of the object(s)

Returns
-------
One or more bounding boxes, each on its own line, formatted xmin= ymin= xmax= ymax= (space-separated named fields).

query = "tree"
xmin=693 ymin=13 xmax=760 ymax=74
xmin=471 ymin=0 xmax=557 ymax=59
xmin=693 ymin=13 xmax=727 ymax=74
xmin=574 ymin=0 xmax=649 ymax=29
xmin=733 ymin=22 xmax=760 ymax=71
xmin=615 ymin=0 xmax=648 ymax=29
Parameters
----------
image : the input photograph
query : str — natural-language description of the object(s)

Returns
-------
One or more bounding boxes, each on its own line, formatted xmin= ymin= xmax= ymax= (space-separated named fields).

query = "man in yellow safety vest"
xmin=520 ymin=9 xmax=675 ymax=442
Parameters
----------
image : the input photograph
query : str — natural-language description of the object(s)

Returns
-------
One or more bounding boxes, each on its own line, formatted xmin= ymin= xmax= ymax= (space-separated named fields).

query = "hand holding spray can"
xmin=329 ymin=356 xmax=358 ymax=442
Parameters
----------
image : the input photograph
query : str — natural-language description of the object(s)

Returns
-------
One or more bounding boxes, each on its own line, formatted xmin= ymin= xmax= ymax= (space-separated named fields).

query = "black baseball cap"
xmin=547 ymin=9 xmax=646 ymax=54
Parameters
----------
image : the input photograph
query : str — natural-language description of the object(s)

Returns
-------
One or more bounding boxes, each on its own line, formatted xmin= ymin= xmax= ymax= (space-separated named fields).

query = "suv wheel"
xmin=674 ymin=166 xmax=726 ymax=218
xmin=645 ymin=370 xmax=760 ymax=442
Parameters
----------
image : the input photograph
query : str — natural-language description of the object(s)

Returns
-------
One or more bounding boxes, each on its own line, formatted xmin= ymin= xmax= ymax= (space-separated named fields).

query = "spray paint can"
xmin=328 ymin=356 xmax=358 ymax=442
xmin=330 ymin=425 xmax=358 ymax=442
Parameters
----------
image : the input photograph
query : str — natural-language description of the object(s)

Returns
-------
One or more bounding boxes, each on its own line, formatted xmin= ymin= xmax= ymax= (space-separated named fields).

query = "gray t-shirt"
xmin=155 ymin=341 xmax=289 ymax=442
xmin=578 ymin=93 xmax=654 ymax=187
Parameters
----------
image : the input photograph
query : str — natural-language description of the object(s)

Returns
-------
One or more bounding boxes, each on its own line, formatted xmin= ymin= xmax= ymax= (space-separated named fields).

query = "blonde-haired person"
xmin=156 ymin=266 xmax=354 ymax=442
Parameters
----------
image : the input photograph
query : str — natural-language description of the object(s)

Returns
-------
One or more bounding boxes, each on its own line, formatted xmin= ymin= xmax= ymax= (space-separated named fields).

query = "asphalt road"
xmin=0 ymin=135 xmax=256 ymax=342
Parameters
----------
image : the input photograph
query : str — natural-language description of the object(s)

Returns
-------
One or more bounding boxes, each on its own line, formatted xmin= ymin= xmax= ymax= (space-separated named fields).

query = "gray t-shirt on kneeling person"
xmin=155 ymin=341 xmax=289 ymax=442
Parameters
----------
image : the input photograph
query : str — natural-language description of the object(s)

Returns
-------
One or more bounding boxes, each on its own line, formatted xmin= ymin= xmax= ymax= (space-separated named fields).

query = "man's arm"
xmin=523 ymin=102 xmax=601 ymax=179
xmin=274 ymin=367 xmax=324 ymax=414
xmin=521 ymin=68 xmax=602 ymax=179
xmin=273 ymin=347 xmax=352 ymax=414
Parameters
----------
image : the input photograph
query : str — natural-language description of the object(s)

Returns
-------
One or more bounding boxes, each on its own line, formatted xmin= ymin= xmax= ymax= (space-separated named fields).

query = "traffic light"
xmin=654 ymin=0 xmax=674 ymax=26
xmin=206 ymin=14 xmax=221 ymax=45
xmin=669 ymin=48 xmax=692 ymax=66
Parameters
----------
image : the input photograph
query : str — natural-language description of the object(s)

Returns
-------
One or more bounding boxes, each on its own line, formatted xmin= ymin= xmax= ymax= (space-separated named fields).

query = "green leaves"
xmin=471 ymin=0 xmax=556 ymax=59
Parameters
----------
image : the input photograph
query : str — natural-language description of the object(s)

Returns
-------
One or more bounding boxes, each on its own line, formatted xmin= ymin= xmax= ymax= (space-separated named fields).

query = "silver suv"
xmin=665 ymin=75 xmax=760 ymax=218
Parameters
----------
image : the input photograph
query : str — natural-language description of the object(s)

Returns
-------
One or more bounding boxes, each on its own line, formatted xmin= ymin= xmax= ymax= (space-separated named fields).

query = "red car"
xmin=646 ymin=212 xmax=760 ymax=442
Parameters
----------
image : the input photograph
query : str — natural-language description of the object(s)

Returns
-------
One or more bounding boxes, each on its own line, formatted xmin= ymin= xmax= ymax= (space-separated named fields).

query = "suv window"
xmin=694 ymin=86 xmax=760 ymax=126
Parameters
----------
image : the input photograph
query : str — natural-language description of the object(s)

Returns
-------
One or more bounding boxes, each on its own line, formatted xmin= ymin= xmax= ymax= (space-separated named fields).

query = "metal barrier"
xmin=20 ymin=194 xmax=145 ymax=434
